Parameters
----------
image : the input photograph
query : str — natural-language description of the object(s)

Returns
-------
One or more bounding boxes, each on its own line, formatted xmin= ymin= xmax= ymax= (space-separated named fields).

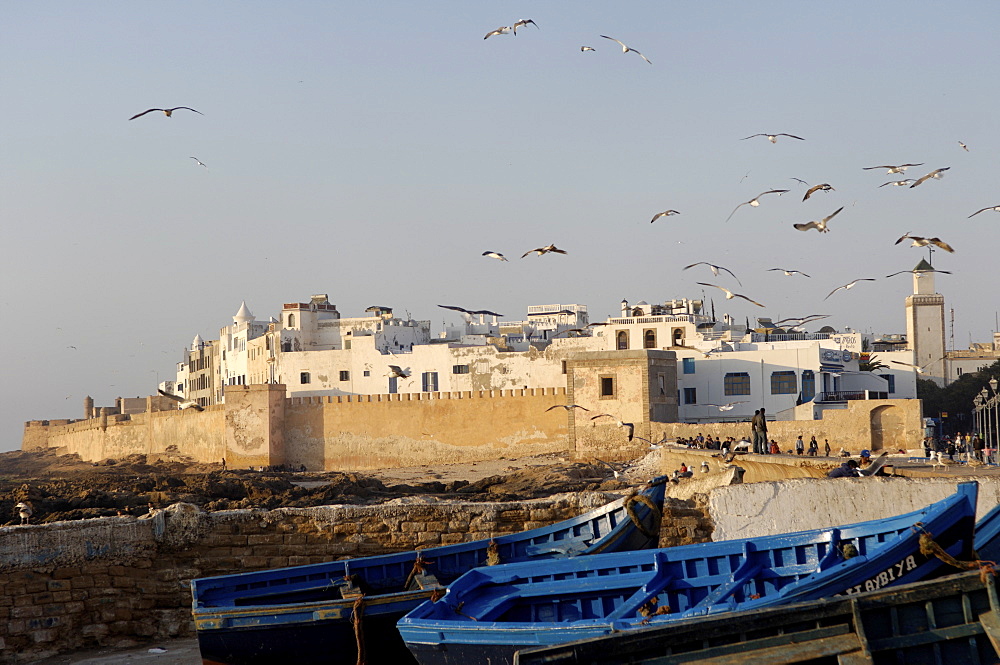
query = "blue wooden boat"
xmin=513 ymin=568 xmax=1000 ymax=665
xmin=191 ymin=478 xmax=667 ymax=665
xmin=975 ymin=499 xmax=1000 ymax=564
xmin=398 ymin=482 xmax=979 ymax=665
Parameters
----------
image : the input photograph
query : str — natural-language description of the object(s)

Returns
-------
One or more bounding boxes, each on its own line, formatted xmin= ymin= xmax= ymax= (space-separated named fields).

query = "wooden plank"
xmin=837 ymin=649 xmax=874 ymax=665
xmin=651 ymin=626 xmax=856 ymax=664
xmin=978 ymin=609 xmax=1000 ymax=656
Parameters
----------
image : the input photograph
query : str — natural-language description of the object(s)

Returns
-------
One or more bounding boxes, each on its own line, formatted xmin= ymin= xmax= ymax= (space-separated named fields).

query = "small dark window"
xmin=339 ymin=370 xmax=350 ymax=381
xmin=600 ymin=376 xmax=615 ymax=398
xmin=683 ymin=387 xmax=697 ymax=404
xmin=771 ymin=371 xmax=797 ymax=394
xmin=363 ymin=370 xmax=371 ymax=377
xmin=452 ymin=364 xmax=470 ymax=374
xmin=724 ymin=372 xmax=751 ymax=396
xmin=643 ymin=329 xmax=656 ymax=349
xmin=616 ymin=331 xmax=629 ymax=350
xmin=561 ymin=360 xmax=568 ymax=375
xmin=300 ymin=372 xmax=310 ymax=384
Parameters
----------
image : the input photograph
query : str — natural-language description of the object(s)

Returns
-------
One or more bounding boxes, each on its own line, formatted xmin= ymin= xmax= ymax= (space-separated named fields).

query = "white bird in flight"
xmin=512 ymin=19 xmax=538 ymax=34
xmin=650 ymin=210 xmax=680 ymax=223
xmin=890 ymin=358 xmax=945 ymax=374
xmin=482 ymin=251 xmax=508 ymax=261
xmin=802 ymin=183 xmax=834 ymax=201
xmin=793 ymin=206 xmax=844 ymax=233
xmin=968 ymin=205 xmax=1000 ymax=218
xmin=894 ymin=233 xmax=955 ymax=253
xmin=129 ymin=107 xmax=203 ymax=120
xmin=824 ymin=278 xmax=876 ymax=301
xmin=590 ymin=414 xmax=635 ymax=441
xmin=522 ymin=244 xmax=567 ymax=258
xmin=885 ymin=268 xmax=951 ymax=278
xmin=768 ymin=268 xmax=811 ymax=277
xmin=600 ymin=35 xmax=652 ymax=64
xmin=581 ymin=46 xmax=596 ymax=52
xmin=158 ymin=389 xmax=204 ymax=411
xmin=702 ymin=401 xmax=748 ymax=412
xmin=959 ymin=141 xmax=969 ymax=152
xmin=909 ymin=167 xmax=950 ymax=188
xmin=484 ymin=26 xmax=512 ymax=39
xmin=879 ymin=179 xmax=915 ymax=188
xmin=697 ymin=283 xmax=765 ymax=308
xmin=387 ymin=365 xmax=412 ymax=379
xmin=190 ymin=157 xmax=208 ymax=168
xmin=726 ymin=189 xmax=789 ymax=222
xmin=545 ymin=404 xmax=590 ymax=412
xmin=683 ymin=262 xmax=742 ymax=285
xmin=742 ymin=133 xmax=804 ymax=143
xmin=863 ymin=163 xmax=923 ymax=174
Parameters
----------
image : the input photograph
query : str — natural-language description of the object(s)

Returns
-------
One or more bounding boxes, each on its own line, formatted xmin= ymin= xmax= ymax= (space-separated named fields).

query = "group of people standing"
xmin=751 ymin=408 xmax=835 ymax=457
xmin=924 ymin=432 xmax=989 ymax=463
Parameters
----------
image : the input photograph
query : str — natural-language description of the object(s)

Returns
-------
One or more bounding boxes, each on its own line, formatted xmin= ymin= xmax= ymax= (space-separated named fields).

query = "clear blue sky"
xmin=2 ymin=2 xmax=998 ymax=451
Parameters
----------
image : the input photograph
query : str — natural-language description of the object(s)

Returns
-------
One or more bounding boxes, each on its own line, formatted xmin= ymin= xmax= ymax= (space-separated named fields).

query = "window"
xmin=657 ymin=373 xmax=666 ymax=395
xmin=643 ymin=329 xmax=656 ymax=349
xmin=300 ymin=372 xmax=310 ymax=384
xmin=801 ymin=370 xmax=815 ymax=401
xmin=683 ymin=357 xmax=695 ymax=374
xmin=363 ymin=370 xmax=371 ymax=377
xmin=288 ymin=313 xmax=295 ymax=327
xmin=683 ymin=387 xmax=697 ymax=404
xmin=452 ymin=364 xmax=470 ymax=374
xmin=422 ymin=372 xmax=439 ymax=392
xmin=339 ymin=370 xmax=350 ymax=381
xmin=616 ymin=331 xmax=629 ymax=350
xmin=561 ymin=360 xmax=567 ymax=375
xmin=388 ymin=376 xmax=398 ymax=394
xmin=884 ymin=374 xmax=896 ymax=393
xmin=600 ymin=375 xmax=616 ymax=398
xmin=724 ymin=372 xmax=751 ymax=395
xmin=771 ymin=371 xmax=797 ymax=394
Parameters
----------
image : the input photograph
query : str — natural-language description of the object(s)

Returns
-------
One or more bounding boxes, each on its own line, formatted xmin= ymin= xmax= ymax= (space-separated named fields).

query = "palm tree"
xmin=860 ymin=353 xmax=889 ymax=372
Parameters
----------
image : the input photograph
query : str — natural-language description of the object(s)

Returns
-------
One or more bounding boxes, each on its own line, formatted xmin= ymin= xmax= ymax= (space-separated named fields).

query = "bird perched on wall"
xmin=894 ymin=233 xmax=955 ymax=253
xmin=590 ymin=414 xmax=635 ymax=441
xmin=129 ymin=107 xmax=203 ymax=120
xmin=742 ymin=133 xmax=804 ymax=143
xmin=521 ymin=244 xmax=567 ymax=258
xmin=793 ymin=206 xmax=844 ymax=233
xmin=802 ymin=183 xmax=834 ymax=201
xmin=386 ymin=365 xmax=411 ymax=379
xmin=157 ymin=389 xmax=204 ymax=411
xmin=701 ymin=461 xmax=710 ymax=473
xmin=15 ymin=502 xmax=32 ymax=524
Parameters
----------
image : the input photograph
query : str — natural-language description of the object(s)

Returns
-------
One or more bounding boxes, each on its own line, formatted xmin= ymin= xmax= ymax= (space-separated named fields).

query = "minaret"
xmin=904 ymin=258 xmax=946 ymax=386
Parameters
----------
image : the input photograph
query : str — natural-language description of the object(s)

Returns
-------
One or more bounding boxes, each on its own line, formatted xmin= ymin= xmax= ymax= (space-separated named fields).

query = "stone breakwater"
xmin=0 ymin=493 xmax=713 ymax=663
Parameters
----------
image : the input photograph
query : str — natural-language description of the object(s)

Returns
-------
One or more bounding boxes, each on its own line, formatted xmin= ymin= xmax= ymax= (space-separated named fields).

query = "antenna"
xmin=949 ymin=308 xmax=954 ymax=351
xmin=927 ymin=245 xmax=935 ymax=266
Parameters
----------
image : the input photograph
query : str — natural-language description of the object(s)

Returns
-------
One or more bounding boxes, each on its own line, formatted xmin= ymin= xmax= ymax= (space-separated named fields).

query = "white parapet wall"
xmin=709 ymin=476 xmax=1000 ymax=542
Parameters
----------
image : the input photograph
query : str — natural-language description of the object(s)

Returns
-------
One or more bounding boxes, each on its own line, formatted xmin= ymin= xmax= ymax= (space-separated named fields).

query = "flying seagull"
xmin=157 ymin=389 xmax=204 ymax=411
xmin=894 ymin=233 xmax=955 ymax=253
xmin=581 ymin=46 xmax=596 ymax=52
xmin=702 ymin=401 xmax=748 ymax=412
xmin=802 ymin=183 xmax=834 ymax=201
xmin=909 ymin=167 xmax=950 ymax=188
xmin=438 ymin=304 xmax=472 ymax=315
xmin=879 ymin=179 xmax=915 ymax=188
xmin=959 ymin=141 xmax=969 ymax=152
xmin=968 ymin=205 xmax=1000 ymax=218
xmin=696 ymin=283 xmax=765 ymax=308
xmin=521 ymin=244 xmax=567 ymax=258
xmin=793 ymin=206 xmax=844 ymax=233
xmin=590 ymin=414 xmax=635 ymax=441
xmin=885 ymin=268 xmax=952 ymax=278
xmin=863 ymin=163 xmax=923 ymax=174
xmin=545 ymin=404 xmax=590 ymax=412
xmin=190 ymin=157 xmax=207 ymax=168
xmin=482 ymin=251 xmax=509 ymax=261
xmin=741 ymin=133 xmax=804 ymax=143
xmin=512 ymin=18 xmax=538 ymax=34
xmin=790 ymin=177 xmax=809 ymax=185
xmin=768 ymin=268 xmax=811 ymax=277
xmin=890 ymin=358 xmax=946 ymax=374
xmin=683 ymin=262 xmax=742 ymax=285
xmin=650 ymin=210 xmax=680 ymax=223
xmin=593 ymin=458 xmax=627 ymax=479
xmin=599 ymin=35 xmax=652 ymax=64
xmin=726 ymin=189 xmax=789 ymax=222
xmin=484 ymin=26 xmax=512 ymax=39
xmin=772 ymin=314 xmax=830 ymax=327
xmin=387 ymin=365 xmax=411 ymax=379
xmin=129 ymin=107 xmax=203 ymax=120
xmin=823 ymin=278 xmax=876 ymax=301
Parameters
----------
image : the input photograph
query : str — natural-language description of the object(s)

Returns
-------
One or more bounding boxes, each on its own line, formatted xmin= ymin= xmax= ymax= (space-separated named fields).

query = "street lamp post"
xmin=991 ymin=379 xmax=1000 ymax=453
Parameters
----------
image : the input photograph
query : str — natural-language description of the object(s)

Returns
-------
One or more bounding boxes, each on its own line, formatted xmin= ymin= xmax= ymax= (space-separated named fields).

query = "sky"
xmin=2 ymin=2 xmax=998 ymax=452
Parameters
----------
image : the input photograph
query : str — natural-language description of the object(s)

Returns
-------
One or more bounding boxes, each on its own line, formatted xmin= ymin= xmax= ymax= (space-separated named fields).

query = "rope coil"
xmin=625 ymin=491 xmax=661 ymax=539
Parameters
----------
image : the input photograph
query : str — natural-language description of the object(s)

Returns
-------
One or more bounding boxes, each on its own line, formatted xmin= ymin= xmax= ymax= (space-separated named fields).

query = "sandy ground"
xmin=28 ymin=638 xmax=203 ymax=665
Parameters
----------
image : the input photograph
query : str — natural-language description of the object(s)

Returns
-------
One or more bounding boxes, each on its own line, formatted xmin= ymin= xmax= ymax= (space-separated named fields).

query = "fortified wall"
xmin=0 ymin=492 xmax=711 ymax=663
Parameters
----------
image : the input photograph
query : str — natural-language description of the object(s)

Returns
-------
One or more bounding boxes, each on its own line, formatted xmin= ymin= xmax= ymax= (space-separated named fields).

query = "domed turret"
xmin=192 ymin=334 xmax=204 ymax=350
xmin=233 ymin=301 xmax=254 ymax=324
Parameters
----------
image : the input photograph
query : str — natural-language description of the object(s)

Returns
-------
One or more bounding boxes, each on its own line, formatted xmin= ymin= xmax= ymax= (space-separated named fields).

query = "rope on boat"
xmin=915 ymin=527 xmax=997 ymax=584
xmin=486 ymin=539 xmax=501 ymax=566
xmin=351 ymin=596 xmax=366 ymax=665
xmin=626 ymin=491 xmax=661 ymax=539
xmin=404 ymin=552 xmax=434 ymax=590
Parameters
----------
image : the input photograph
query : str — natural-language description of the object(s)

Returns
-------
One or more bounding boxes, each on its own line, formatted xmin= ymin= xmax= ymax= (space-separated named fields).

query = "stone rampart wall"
xmin=0 ymin=491 xmax=708 ymax=663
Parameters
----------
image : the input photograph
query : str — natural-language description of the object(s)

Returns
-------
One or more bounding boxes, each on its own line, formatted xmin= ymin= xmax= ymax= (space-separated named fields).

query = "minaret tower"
xmin=904 ymin=258 xmax=946 ymax=386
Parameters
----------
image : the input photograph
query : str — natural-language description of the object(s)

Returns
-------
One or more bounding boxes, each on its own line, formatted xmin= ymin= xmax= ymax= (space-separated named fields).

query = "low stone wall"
xmin=710 ymin=475 xmax=1000 ymax=541
xmin=0 ymin=492 xmax=710 ymax=663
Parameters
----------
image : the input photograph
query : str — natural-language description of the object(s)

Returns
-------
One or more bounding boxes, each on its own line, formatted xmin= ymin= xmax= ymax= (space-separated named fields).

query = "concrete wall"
xmin=0 ymin=491 xmax=704 ymax=663
xmin=710 ymin=476 xmax=1000 ymax=541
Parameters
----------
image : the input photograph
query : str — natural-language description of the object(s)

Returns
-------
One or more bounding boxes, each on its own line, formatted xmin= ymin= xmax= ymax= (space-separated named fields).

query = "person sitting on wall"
xmin=769 ymin=440 xmax=779 ymax=455
xmin=828 ymin=459 xmax=861 ymax=478
xmin=858 ymin=450 xmax=872 ymax=467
